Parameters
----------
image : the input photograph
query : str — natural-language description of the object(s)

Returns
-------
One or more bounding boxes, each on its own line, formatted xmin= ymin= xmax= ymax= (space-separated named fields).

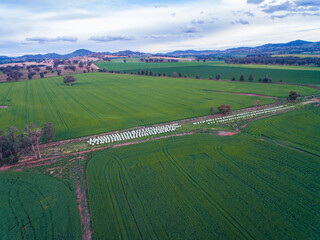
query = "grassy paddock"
xmin=86 ymin=133 xmax=320 ymax=239
xmin=0 ymin=171 xmax=82 ymax=240
xmin=245 ymin=107 xmax=320 ymax=155
xmin=1 ymin=72 xmax=312 ymax=140
xmin=96 ymin=61 xmax=320 ymax=85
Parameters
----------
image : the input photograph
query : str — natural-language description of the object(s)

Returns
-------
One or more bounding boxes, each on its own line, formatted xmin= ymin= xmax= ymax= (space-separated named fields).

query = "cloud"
xmin=244 ymin=11 xmax=255 ymax=17
xmin=294 ymin=0 xmax=320 ymax=7
xmin=262 ymin=1 xmax=293 ymax=13
xmin=190 ymin=19 xmax=205 ymax=24
xmin=146 ymin=34 xmax=169 ymax=39
xmin=154 ymin=5 xmax=168 ymax=8
xmin=247 ymin=0 xmax=264 ymax=4
xmin=231 ymin=19 xmax=250 ymax=25
xmin=182 ymin=27 xmax=199 ymax=33
xmin=25 ymin=36 xmax=78 ymax=44
xmin=89 ymin=35 xmax=134 ymax=42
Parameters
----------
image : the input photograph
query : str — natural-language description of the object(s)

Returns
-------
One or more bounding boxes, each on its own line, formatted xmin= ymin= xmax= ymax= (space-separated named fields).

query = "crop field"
xmin=0 ymin=171 xmax=81 ymax=240
xmin=2 ymin=72 xmax=318 ymax=140
xmin=96 ymin=61 xmax=320 ymax=85
xmin=86 ymin=133 xmax=320 ymax=240
xmin=246 ymin=107 xmax=320 ymax=155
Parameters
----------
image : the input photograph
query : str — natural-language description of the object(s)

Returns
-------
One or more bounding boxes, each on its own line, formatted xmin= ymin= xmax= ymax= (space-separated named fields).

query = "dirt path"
xmin=219 ymin=129 xmax=240 ymax=136
xmin=74 ymin=162 xmax=92 ymax=240
xmin=202 ymin=90 xmax=278 ymax=99
xmin=0 ymin=105 xmax=8 ymax=108
xmin=300 ymin=97 xmax=320 ymax=105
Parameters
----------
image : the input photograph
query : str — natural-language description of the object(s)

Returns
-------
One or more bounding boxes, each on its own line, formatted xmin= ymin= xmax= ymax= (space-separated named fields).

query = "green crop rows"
xmin=0 ymin=171 xmax=82 ymax=239
xmin=96 ymin=61 xmax=320 ymax=85
xmin=86 ymin=131 xmax=320 ymax=239
xmin=2 ymin=72 xmax=318 ymax=140
xmin=246 ymin=107 xmax=320 ymax=155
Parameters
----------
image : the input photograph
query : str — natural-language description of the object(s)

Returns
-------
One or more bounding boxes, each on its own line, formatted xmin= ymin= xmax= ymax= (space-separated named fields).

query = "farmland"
xmin=246 ymin=107 xmax=320 ymax=155
xmin=86 ymin=132 xmax=320 ymax=239
xmin=0 ymin=171 xmax=82 ymax=240
xmin=2 ymin=72 xmax=318 ymax=140
xmin=96 ymin=60 xmax=320 ymax=85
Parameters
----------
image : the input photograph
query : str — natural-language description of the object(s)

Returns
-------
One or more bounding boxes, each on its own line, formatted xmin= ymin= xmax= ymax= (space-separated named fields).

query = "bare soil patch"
xmin=204 ymin=90 xmax=278 ymax=99
xmin=219 ymin=129 xmax=240 ymax=136
xmin=0 ymin=106 xmax=8 ymax=108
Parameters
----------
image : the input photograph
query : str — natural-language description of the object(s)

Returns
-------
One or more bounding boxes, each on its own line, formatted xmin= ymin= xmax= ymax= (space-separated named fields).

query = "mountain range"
xmin=0 ymin=40 xmax=319 ymax=63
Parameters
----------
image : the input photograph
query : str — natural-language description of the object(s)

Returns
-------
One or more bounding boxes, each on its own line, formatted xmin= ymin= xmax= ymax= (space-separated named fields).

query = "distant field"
xmin=96 ymin=61 xmax=320 ymax=85
xmin=272 ymin=54 xmax=320 ymax=58
xmin=86 ymin=132 xmax=320 ymax=239
xmin=246 ymin=107 xmax=320 ymax=155
xmin=3 ymin=72 xmax=319 ymax=140
xmin=0 ymin=171 xmax=81 ymax=239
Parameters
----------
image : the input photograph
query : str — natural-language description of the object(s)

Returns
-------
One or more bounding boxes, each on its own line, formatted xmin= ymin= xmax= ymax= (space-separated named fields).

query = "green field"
xmin=0 ymin=171 xmax=81 ymax=239
xmin=86 ymin=132 xmax=320 ymax=239
xmin=2 ymin=72 xmax=318 ymax=140
xmin=96 ymin=61 xmax=320 ymax=85
xmin=246 ymin=107 xmax=320 ymax=155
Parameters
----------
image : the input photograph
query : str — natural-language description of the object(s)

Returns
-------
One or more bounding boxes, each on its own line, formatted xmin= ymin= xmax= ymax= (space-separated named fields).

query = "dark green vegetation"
xmin=246 ymin=107 xmax=320 ymax=155
xmin=87 ymin=128 xmax=320 ymax=239
xmin=2 ymin=72 xmax=318 ymax=140
xmin=96 ymin=61 xmax=320 ymax=85
xmin=0 ymin=171 xmax=82 ymax=239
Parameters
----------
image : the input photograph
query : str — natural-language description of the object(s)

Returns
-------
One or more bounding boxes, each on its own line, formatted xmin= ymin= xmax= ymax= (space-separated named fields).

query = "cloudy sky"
xmin=0 ymin=0 xmax=319 ymax=56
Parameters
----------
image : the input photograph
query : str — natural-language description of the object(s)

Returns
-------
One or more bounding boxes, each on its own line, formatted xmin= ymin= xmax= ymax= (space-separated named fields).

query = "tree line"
xmin=0 ymin=122 xmax=55 ymax=166
xmin=225 ymin=55 xmax=320 ymax=67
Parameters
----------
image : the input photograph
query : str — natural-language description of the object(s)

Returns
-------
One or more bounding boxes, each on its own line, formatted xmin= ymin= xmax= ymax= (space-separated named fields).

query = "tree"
xmin=57 ymin=69 xmax=62 ymax=76
xmin=178 ymin=73 xmax=182 ymax=77
xmin=232 ymin=76 xmax=236 ymax=81
xmin=5 ymin=127 xmax=20 ymax=164
xmin=41 ymin=122 xmax=55 ymax=143
xmin=240 ymin=74 xmax=245 ymax=81
xmin=63 ymin=75 xmax=76 ymax=86
xmin=215 ymin=74 xmax=221 ymax=80
xmin=287 ymin=91 xmax=300 ymax=101
xmin=210 ymin=107 xmax=215 ymax=115
xmin=123 ymin=59 xmax=127 ymax=63
xmin=24 ymin=123 xmax=42 ymax=159
xmin=218 ymin=104 xmax=231 ymax=114
xmin=248 ymin=74 xmax=254 ymax=81
xmin=40 ymin=72 xmax=44 ymax=78
xmin=172 ymin=72 xmax=177 ymax=77
xmin=195 ymin=75 xmax=199 ymax=79
xmin=262 ymin=75 xmax=272 ymax=83
xmin=78 ymin=62 xmax=84 ymax=68
xmin=28 ymin=72 xmax=36 ymax=80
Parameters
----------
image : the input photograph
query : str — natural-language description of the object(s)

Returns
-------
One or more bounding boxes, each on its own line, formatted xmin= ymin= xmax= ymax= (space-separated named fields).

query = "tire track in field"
xmin=118 ymin=170 xmax=144 ymax=240
xmin=8 ymin=179 xmax=37 ymax=239
xmin=161 ymin=143 xmax=255 ymax=240
xmin=0 ymin=82 xmax=13 ymax=102
xmin=15 ymin=179 xmax=55 ymax=240
xmin=39 ymin=80 xmax=69 ymax=130
xmin=24 ymin=81 xmax=30 ymax=124
xmin=58 ymin=84 xmax=99 ymax=119
xmin=109 ymin=153 xmax=160 ymax=240
xmin=101 ymin=153 xmax=128 ymax=239
xmin=216 ymin=139 xmax=320 ymax=233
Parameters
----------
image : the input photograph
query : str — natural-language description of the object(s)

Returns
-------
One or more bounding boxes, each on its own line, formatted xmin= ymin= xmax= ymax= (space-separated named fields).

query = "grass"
xmin=245 ymin=107 xmax=320 ymax=155
xmin=96 ymin=60 xmax=320 ymax=85
xmin=86 ymin=133 xmax=320 ymax=240
xmin=3 ymin=72 xmax=319 ymax=140
xmin=0 ymin=171 xmax=82 ymax=240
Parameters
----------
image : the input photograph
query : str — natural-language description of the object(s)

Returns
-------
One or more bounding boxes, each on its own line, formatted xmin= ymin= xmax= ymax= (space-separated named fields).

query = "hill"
xmin=0 ymin=40 xmax=319 ymax=63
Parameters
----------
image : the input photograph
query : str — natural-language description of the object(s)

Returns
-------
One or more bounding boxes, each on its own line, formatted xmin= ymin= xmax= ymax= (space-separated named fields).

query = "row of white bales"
xmin=88 ymin=124 xmax=181 ymax=145
xmin=193 ymin=105 xmax=295 ymax=125
xmin=88 ymin=105 xmax=295 ymax=146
